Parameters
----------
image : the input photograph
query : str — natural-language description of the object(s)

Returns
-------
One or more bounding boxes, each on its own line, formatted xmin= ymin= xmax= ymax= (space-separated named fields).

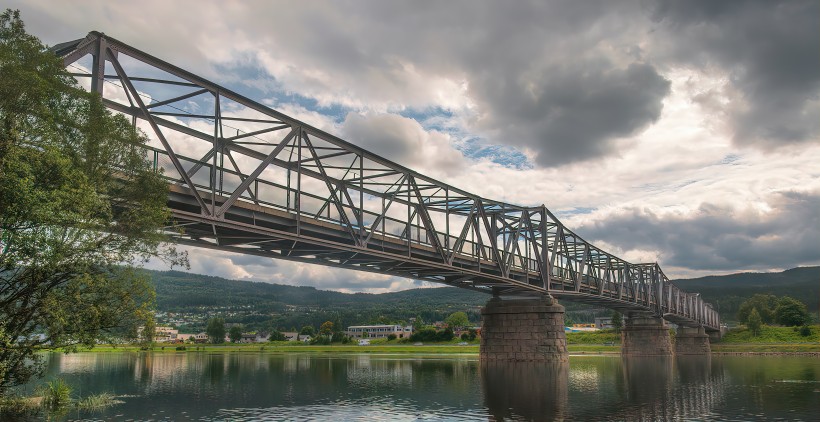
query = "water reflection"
xmin=18 ymin=353 xmax=818 ymax=421
xmin=482 ymin=362 xmax=568 ymax=421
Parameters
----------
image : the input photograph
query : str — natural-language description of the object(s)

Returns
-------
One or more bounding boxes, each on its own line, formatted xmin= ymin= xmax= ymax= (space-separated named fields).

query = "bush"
xmin=387 ymin=334 xmax=397 ymax=341
xmin=39 ymin=378 xmax=71 ymax=410
xmin=799 ymin=325 xmax=812 ymax=337
xmin=175 ymin=346 xmax=186 ymax=351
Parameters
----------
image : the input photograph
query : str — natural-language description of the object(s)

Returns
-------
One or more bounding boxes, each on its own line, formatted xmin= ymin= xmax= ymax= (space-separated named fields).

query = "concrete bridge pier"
xmin=621 ymin=313 xmax=673 ymax=356
xmin=480 ymin=295 xmax=568 ymax=362
xmin=675 ymin=326 xmax=711 ymax=355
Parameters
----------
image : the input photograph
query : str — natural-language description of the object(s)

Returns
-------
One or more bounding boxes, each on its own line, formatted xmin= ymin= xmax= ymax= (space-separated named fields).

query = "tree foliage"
xmin=229 ymin=325 xmax=243 ymax=343
xmin=206 ymin=318 xmax=225 ymax=344
xmin=445 ymin=311 xmax=469 ymax=330
xmin=774 ymin=296 xmax=811 ymax=327
xmin=0 ymin=10 xmax=185 ymax=393
xmin=611 ymin=311 xmax=623 ymax=333
xmin=319 ymin=321 xmax=334 ymax=337
xmin=746 ymin=308 xmax=762 ymax=337
xmin=737 ymin=294 xmax=778 ymax=324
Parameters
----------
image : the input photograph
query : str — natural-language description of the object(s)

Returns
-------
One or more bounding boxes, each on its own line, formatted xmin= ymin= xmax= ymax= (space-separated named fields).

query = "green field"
xmin=719 ymin=324 xmax=819 ymax=343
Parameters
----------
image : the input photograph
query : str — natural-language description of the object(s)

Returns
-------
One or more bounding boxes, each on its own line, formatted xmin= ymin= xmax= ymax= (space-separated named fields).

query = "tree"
xmin=747 ymin=308 xmax=762 ymax=337
xmin=140 ymin=315 xmax=156 ymax=348
xmin=611 ymin=311 xmax=623 ymax=333
xmin=774 ymin=296 xmax=811 ymax=327
xmin=229 ymin=325 xmax=243 ymax=343
xmin=300 ymin=325 xmax=316 ymax=337
xmin=737 ymin=294 xmax=777 ymax=324
xmin=206 ymin=318 xmax=226 ymax=344
xmin=319 ymin=321 xmax=334 ymax=337
xmin=445 ymin=312 xmax=469 ymax=330
xmin=269 ymin=330 xmax=286 ymax=342
xmin=0 ymin=10 xmax=185 ymax=393
xmin=412 ymin=315 xmax=425 ymax=331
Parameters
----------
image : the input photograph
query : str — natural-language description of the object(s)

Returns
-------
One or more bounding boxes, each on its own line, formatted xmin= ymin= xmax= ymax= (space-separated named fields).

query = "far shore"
xmin=56 ymin=342 xmax=820 ymax=356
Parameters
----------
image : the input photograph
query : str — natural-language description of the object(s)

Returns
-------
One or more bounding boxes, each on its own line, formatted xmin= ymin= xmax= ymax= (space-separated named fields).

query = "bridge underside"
xmin=56 ymin=31 xmax=720 ymax=333
xmin=167 ymin=187 xmax=716 ymax=331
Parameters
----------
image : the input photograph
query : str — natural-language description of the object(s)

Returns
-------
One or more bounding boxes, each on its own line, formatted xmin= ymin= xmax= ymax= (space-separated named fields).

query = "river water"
xmin=10 ymin=352 xmax=820 ymax=421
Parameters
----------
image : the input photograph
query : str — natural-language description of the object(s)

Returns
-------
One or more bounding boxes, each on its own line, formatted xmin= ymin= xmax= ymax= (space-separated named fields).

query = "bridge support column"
xmin=621 ymin=314 xmax=673 ymax=356
xmin=480 ymin=296 xmax=568 ymax=362
xmin=675 ymin=326 xmax=711 ymax=355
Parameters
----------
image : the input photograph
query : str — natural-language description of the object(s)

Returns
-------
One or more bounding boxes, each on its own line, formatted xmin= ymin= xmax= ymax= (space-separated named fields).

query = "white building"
xmin=346 ymin=325 xmax=413 ymax=339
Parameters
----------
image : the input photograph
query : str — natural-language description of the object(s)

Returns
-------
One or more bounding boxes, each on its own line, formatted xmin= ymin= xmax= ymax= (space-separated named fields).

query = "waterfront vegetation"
xmin=0 ymin=377 xmax=121 ymax=419
xmin=59 ymin=324 xmax=820 ymax=356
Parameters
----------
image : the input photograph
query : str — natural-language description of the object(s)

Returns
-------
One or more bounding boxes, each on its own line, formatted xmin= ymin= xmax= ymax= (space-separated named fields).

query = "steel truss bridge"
xmin=55 ymin=32 xmax=719 ymax=331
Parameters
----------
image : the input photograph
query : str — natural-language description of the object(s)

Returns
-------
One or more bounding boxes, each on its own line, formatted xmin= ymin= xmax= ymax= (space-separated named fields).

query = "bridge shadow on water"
xmin=481 ymin=356 xmax=724 ymax=421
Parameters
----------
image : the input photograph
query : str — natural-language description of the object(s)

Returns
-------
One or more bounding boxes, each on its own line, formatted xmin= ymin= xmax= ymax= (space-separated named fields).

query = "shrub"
xmin=39 ymin=378 xmax=71 ymax=410
xmin=799 ymin=325 xmax=812 ymax=337
xmin=387 ymin=334 xmax=397 ymax=341
xmin=175 ymin=346 xmax=186 ymax=351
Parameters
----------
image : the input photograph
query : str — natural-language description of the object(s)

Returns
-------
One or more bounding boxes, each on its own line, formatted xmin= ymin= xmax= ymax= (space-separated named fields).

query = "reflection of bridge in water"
xmin=483 ymin=357 xmax=727 ymax=421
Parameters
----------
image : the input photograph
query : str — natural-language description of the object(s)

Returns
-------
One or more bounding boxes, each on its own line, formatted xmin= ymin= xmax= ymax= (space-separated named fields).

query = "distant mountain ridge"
xmin=148 ymin=266 xmax=819 ymax=327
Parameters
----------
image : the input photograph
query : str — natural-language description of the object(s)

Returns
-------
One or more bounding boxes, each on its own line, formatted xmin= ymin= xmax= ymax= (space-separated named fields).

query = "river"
xmin=9 ymin=352 xmax=819 ymax=421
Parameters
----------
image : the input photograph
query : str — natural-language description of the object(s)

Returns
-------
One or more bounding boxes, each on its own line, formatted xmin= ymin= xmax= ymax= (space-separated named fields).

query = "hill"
xmin=674 ymin=266 xmax=819 ymax=322
xmin=147 ymin=266 xmax=819 ymax=331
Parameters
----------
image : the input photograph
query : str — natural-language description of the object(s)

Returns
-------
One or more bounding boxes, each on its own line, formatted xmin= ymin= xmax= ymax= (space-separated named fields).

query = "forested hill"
xmin=150 ymin=270 xmax=488 ymax=311
xmin=673 ymin=266 xmax=819 ymax=321
xmin=148 ymin=266 xmax=819 ymax=328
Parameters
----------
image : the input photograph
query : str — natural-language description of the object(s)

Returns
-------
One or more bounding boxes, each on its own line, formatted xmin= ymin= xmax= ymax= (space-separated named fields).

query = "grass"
xmin=719 ymin=324 xmax=819 ymax=343
xmin=711 ymin=343 xmax=820 ymax=353
xmin=75 ymin=392 xmax=123 ymax=410
xmin=565 ymin=330 xmax=621 ymax=345
xmin=38 ymin=378 xmax=71 ymax=410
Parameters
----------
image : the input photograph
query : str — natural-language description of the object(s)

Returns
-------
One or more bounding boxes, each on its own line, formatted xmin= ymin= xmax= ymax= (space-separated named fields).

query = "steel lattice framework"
xmin=54 ymin=32 xmax=719 ymax=331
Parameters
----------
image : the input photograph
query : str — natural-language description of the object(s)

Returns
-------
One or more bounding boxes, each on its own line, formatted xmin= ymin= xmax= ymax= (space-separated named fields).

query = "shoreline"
xmin=53 ymin=342 xmax=820 ymax=356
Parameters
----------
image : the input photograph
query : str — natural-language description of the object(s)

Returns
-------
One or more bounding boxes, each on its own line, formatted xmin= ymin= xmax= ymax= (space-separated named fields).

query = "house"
xmin=281 ymin=332 xmax=299 ymax=341
xmin=594 ymin=317 xmax=614 ymax=329
xmin=346 ymin=325 xmax=413 ymax=339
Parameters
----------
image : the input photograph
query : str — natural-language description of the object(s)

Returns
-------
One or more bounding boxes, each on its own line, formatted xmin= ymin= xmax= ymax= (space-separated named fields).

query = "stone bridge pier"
xmin=479 ymin=296 xmax=568 ymax=362
xmin=675 ymin=326 xmax=711 ymax=355
xmin=621 ymin=313 xmax=674 ymax=356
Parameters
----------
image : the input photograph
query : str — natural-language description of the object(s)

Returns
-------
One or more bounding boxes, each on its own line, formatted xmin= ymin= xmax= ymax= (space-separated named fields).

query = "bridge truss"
xmin=54 ymin=32 xmax=719 ymax=330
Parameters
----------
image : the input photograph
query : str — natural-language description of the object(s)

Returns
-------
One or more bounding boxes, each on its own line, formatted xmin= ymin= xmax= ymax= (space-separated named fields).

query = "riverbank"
xmin=71 ymin=341 xmax=819 ymax=355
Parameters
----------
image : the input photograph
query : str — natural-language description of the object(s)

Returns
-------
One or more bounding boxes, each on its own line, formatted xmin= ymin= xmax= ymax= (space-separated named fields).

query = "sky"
xmin=10 ymin=0 xmax=820 ymax=293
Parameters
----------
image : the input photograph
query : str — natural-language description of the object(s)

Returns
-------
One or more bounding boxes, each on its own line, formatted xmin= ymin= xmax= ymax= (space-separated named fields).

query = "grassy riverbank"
xmin=67 ymin=325 xmax=820 ymax=355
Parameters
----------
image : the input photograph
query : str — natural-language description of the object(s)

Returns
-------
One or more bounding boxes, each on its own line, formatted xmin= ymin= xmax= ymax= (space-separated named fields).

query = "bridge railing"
xmin=57 ymin=31 xmax=720 ymax=330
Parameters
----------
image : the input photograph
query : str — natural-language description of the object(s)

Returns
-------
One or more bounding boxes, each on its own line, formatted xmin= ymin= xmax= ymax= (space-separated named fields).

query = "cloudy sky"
xmin=12 ymin=0 xmax=820 ymax=292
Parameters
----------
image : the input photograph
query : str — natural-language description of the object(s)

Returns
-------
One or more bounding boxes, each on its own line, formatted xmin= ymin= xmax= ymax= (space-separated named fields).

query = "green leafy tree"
xmin=206 ymin=318 xmax=226 ymax=344
xmin=268 ymin=330 xmax=286 ymax=341
xmin=0 ymin=10 xmax=186 ymax=393
xmin=229 ymin=325 xmax=243 ymax=343
xmin=140 ymin=315 xmax=156 ymax=348
xmin=737 ymin=294 xmax=777 ymax=324
xmin=611 ymin=311 xmax=623 ymax=333
xmin=774 ymin=296 xmax=811 ymax=327
xmin=747 ymin=308 xmax=762 ymax=337
xmin=319 ymin=321 xmax=334 ymax=337
xmin=300 ymin=325 xmax=316 ymax=337
xmin=412 ymin=315 xmax=425 ymax=331
xmin=445 ymin=312 xmax=469 ymax=330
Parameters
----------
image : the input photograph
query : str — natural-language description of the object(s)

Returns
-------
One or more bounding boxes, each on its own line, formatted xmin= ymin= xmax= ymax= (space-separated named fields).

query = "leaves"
xmin=0 ymin=9 xmax=184 ymax=393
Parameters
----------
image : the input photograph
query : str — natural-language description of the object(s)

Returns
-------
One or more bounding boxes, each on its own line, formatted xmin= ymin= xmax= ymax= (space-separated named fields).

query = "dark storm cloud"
xmin=576 ymin=191 xmax=820 ymax=271
xmin=471 ymin=61 xmax=670 ymax=167
xmin=650 ymin=0 xmax=820 ymax=147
